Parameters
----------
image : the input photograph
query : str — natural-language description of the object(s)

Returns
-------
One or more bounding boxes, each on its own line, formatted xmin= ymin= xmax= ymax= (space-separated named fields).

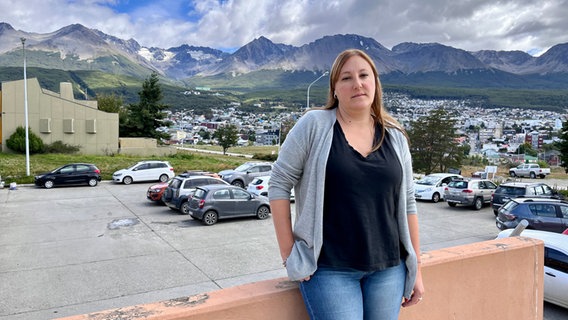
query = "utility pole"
xmin=21 ymin=37 xmax=30 ymax=176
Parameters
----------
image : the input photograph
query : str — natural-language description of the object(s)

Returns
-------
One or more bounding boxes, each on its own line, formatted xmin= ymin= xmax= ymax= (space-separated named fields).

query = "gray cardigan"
xmin=268 ymin=109 xmax=419 ymax=298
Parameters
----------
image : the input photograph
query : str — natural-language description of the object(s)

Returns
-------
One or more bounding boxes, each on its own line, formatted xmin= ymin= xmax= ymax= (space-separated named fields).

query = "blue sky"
xmin=1 ymin=0 xmax=567 ymax=55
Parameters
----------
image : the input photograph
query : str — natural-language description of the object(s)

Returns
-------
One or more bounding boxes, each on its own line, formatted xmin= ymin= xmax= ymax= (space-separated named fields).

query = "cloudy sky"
xmin=1 ymin=0 xmax=566 ymax=55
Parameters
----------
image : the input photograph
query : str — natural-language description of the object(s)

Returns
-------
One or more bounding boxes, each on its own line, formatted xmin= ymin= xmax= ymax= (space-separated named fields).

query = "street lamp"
xmin=21 ymin=37 xmax=30 ymax=176
xmin=306 ymin=71 xmax=329 ymax=109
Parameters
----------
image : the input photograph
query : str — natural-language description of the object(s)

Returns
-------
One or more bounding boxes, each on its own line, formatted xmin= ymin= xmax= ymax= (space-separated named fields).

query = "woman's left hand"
xmin=402 ymin=269 xmax=424 ymax=307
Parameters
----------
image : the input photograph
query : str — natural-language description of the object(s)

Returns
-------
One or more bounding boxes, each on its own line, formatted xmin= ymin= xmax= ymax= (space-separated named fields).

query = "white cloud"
xmin=0 ymin=0 xmax=566 ymax=54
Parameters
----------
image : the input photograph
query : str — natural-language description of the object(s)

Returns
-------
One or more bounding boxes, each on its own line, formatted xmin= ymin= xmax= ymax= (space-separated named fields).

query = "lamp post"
xmin=306 ymin=71 xmax=329 ymax=110
xmin=21 ymin=37 xmax=30 ymax=176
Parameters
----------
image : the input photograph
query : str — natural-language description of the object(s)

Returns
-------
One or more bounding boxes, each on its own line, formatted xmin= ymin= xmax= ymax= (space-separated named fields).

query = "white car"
xmin=496 ymin=229 xmax=568 ymax=309
xmin=414 ymin=173 xmax=462 ymax=202
xmin=247 ymin=175 xmax=295 ymax=201
xmin=112 ymin=160 xmax=175 ymax=185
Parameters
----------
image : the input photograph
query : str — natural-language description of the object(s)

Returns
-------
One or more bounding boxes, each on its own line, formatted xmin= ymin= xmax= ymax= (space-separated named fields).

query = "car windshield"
xmin=126 ymin=163 xmax=140 ymax=170
xmin=234 ymin=162 xmax=256 ymax=172
xmin=51 ymin=165 xmax=67 ymax=173
xmin=416 ymin=176 xmax=440 ymax=186
xmin=498 ymin=186 xmax=526 ymax=196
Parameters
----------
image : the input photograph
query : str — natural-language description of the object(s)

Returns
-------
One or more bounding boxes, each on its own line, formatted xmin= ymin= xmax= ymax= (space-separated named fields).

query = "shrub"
xmin=6 ymin=126 xmax=45 ymax=154
xmin=253 ymin=153 xmax=277 ymax=161
xmin=44 ymin=141 xmax=80 ymax=154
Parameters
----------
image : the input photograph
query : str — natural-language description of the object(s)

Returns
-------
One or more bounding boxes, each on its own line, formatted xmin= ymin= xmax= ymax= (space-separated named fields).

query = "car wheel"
xmin=88 ymin=178 xmax=98 ymax=187
xmin=493 ymin=209 xmax=499 ymax=216
xmin=473 ymin=197 xmax=483 ymax=210
xmin=432 ymin=193 xmax=441 ymax=203
xmin=123 ymin=176 xmax=133 ymax=185
xmin=509 ymin=171 xmax=516 ymax=177
xmin=44 ymin=180 xmax=54 ymax=189
xmin=159 ymin=174 xmax=169 ymax=182
xmin=448 ymin=202 xmax=457 ymax=207
xmin=202 ymin=210 xmax=218 ymax=225
xmin=231 ymin=180 xmax=245 ymax=188
xmin=530 ymin=172 xmax=536 ymax=179
xmin=256 ymin=205 xmax=270 ymax=220
xmin=180 ymin=201 xmax=191 ymax=215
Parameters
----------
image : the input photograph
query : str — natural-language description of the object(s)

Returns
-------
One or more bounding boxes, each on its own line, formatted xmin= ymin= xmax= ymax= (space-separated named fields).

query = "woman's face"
xmin=334 ymin=55 xmax=376 ymax=112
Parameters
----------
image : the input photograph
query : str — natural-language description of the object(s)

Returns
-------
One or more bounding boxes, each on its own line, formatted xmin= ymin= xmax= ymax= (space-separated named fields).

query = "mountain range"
xmin=1 ymin=22 xmax=568 ymax=81
xmin=1 ymin=22 xmax=567 ymax=112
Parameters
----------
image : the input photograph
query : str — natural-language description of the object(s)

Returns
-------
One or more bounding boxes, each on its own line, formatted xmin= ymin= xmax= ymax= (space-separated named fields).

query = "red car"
xmin=147 ymin=181 xmax=169 ymax=203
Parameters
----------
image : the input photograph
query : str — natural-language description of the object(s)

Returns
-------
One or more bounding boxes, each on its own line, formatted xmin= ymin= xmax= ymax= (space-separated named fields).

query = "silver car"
xmin=218 ymin=161 xmax=272 ymax=188
xmin=444 ymin=179 xmax=497 ymax=210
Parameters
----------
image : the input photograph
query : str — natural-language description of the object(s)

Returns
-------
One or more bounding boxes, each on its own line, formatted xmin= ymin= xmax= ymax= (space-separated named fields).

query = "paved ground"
xmin=0 ymin=180 xmax=567 ymax=319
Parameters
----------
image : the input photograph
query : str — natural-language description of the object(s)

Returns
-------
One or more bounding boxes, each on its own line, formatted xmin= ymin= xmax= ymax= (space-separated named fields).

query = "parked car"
xmin=246 ymin=175 xmax=295 ymax=201
xmin=414 ymin=173 xmax=463 ymax=202
xmin=187 ymin=185 xmax=271 ymax=225
xmin=490 ymin=181 xmax=563 ymax=216
xmin=112 ymin=160 xmax=175 ymax=185
xmin=218 ymin=161 xmax=272 ymax=188
xmin=509 ymin=163 xmax=551 ymax=179
xmin=495 ymin=198 xmax=568 ymax=233
xmin=147 ymin=171 xmax=219 ymax=204
xmin=496 ymin=229 xmax=568 ymax=309
xmin=34 ymin=163 xmax=101 ymax=189
xmin=444 ymin=178 xmax=497 ymax=210
xmin=163 ymin=175 xmax=229 ymax=214
xmin=146 ymin=181 xmax=170 ymax=203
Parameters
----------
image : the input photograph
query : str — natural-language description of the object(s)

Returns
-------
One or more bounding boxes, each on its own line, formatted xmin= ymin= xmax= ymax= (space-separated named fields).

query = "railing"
xmin=57 ymin=236 xmax=544 ymax=320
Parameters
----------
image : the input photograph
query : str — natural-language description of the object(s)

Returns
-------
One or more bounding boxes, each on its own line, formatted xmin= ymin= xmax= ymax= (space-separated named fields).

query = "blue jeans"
xmin=299 ymin=262 xmax=406 ymax=320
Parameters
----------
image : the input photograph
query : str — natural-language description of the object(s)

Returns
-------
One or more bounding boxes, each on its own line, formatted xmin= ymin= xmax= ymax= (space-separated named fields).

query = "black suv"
xmin=495 ymin=198 xmax=568 ymax=233
xmin=490 ymin=182 xmax=563 ymax=216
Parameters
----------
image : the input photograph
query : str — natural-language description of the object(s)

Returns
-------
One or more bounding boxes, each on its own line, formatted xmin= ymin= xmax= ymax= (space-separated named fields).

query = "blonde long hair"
xmin=323 ymin=49 xmax=407 ymax=151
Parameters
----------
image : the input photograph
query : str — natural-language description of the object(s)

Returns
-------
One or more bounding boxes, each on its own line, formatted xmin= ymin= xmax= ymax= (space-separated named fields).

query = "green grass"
xmin=0 ymin=145 xmax=278 ymax=185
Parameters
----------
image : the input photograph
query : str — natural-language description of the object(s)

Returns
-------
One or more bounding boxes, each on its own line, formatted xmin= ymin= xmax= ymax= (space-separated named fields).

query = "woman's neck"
xmin=336 ymin=107 xmax=373 ymax=126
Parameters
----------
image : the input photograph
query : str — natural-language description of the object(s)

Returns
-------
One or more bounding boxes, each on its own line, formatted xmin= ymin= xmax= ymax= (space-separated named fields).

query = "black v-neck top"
xmin=318 ymin=121 xmax=404 ymax=271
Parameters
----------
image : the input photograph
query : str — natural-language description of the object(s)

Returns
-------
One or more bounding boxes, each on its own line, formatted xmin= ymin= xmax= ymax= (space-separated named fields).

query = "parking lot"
xmin=1 ymin=180 xmax=567 ymax=319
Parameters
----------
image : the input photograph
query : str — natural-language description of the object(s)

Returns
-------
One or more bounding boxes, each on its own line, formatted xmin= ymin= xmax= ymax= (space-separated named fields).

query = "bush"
xmin=557 ymin=189 xmax=568 ymax=198
xmin=44 ymin=141 xmax=80 ymax=154
xmin=253 ymin=153 xmax=277 ymax=161
xmin=6 ymin=126 xmax=45 ymax=154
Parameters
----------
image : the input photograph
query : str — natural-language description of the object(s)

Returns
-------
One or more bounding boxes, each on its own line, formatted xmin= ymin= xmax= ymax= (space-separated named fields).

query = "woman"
xmin=269 ymin=49 xmax=424 ymax=319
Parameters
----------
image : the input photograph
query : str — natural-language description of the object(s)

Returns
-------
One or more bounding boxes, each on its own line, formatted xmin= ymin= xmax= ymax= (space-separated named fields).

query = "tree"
xmin=6 ymin=126 xmax=45 ymax=154
xmin=96 ymin=93 xmax=128 ymax=128
xmin=516 ymin=143 xmax=538 ymax=157
xmin=97 ymin=93 xmax=123 ymax=113
xmin=121 ymin=72 xmax=170 ymax=141
xmin=279 ymin=117 xmax=297 ymax=145
xmin=213 ymin=124 xmax=239 ymax=155
xmin=407 ymin=107 xmax=466 ymax=174
xmin=559 ymin=119 xmax=568 ymax=173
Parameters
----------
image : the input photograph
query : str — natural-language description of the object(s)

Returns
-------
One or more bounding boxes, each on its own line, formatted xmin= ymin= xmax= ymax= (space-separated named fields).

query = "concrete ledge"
xmin=57 ymin=236 xmax=543 ymax=320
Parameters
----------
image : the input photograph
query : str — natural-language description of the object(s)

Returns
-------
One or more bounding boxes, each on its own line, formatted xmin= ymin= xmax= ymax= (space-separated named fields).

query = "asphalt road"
xmin=0 ymin=180 xmax=566 ymax=319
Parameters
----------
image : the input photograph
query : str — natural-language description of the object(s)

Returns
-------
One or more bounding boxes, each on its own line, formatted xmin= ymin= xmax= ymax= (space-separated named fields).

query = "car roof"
xmin=497 ymin=229 xmax=568 ymax=252
xmin=197 ymin=184 xmax=242 ymax=191
xmin=174 ymin=175 xmax=225 ymax=182
xmin=498 ymin=181 xmax=547 ymax=187
xmin=426 ymin=173 xmax=461 ymax=177
xmin=511 ymin=198 xmax=566 ymax=204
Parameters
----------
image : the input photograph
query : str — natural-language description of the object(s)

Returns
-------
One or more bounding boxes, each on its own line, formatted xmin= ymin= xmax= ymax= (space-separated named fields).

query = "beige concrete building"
xmin=0 ymin=78 xmax=119 ymax=155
